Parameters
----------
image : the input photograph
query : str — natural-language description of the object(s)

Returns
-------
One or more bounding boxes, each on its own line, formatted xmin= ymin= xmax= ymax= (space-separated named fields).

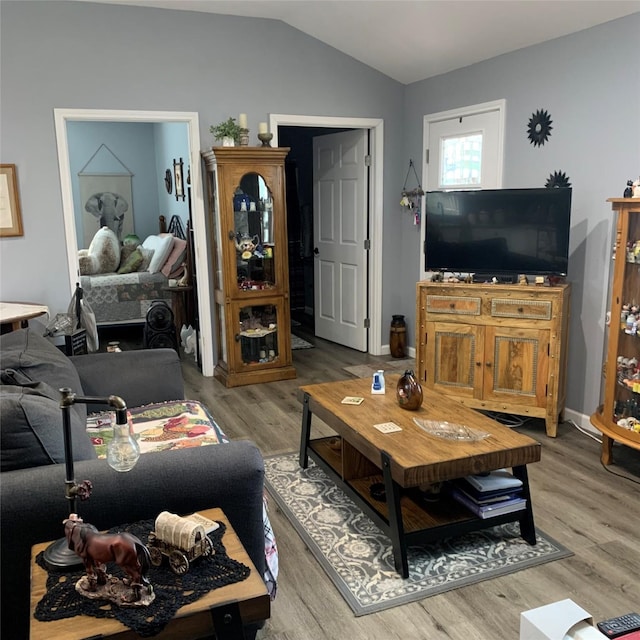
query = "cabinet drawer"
xmin=490 ymin=298 xmax=552 ymax=320
xmin=426 ymin=295 xmax=481 ymax=316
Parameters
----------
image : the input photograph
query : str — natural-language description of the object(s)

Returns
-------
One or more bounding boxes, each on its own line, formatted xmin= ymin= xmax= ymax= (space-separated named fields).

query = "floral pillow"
xmin=117 ymin=247 xmax=144 ymax=274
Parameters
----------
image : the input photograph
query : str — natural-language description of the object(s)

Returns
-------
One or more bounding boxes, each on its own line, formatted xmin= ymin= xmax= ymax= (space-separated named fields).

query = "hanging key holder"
xmin=400 ymin=159 xmax=425 ymax=225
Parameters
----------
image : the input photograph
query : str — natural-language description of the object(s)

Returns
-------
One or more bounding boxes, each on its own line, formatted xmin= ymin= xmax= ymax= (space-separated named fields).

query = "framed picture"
xmin=174 ymin=157 xmax=185 ymax=202
xmin=0 ymin=164 xmax=24 ymax=237
xmin=78 ymin=174 xmax=134 ymax=248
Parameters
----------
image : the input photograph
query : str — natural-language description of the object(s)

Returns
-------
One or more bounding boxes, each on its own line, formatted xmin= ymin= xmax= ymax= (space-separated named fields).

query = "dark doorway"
xmin=278 ymin=126 xmax=350 ymax=333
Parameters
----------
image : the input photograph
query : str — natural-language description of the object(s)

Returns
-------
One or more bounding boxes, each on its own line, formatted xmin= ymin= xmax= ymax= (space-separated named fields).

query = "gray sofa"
xmin=0 ymin=328 xmax=266 ymax=640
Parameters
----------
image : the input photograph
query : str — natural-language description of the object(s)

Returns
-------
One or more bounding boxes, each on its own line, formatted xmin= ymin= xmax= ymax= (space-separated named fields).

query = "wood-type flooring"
xmin=181 ymin=331 xmax=640 ymax=640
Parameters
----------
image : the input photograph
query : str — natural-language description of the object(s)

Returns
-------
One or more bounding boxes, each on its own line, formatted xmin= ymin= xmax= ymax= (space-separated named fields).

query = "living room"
xmin=1 ymin=2 xmax=639 ymax=639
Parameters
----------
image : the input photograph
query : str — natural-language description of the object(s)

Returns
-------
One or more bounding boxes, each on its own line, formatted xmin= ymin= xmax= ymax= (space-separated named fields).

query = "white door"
xmin=313 ymin=129 xmax=368 ymax=351
xmin=421 ymin=101 xmax=505 ymax=279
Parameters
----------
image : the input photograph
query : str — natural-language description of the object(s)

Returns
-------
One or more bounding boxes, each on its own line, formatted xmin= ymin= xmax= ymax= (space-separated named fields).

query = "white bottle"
xmin=371 ymin=369 xmax=385 ymax=394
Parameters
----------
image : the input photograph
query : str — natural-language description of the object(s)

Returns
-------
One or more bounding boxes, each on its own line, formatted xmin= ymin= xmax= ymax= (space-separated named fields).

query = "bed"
xmin=80 ymin=271 xmax=172 ymax=325
xmin=79 ymin=216 xmax=192 ymax=326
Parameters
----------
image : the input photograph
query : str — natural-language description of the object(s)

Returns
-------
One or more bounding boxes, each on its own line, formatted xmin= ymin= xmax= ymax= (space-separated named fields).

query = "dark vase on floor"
xmin=396 ymin=369 xmax=423 ymax=411
xmin=389 ymin=315 xmax=406 ymax=358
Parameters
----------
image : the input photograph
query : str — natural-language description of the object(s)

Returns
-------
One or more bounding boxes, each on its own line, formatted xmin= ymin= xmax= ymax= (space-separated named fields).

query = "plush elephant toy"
xmin=84 ymin=192 xmax=129 ymax=241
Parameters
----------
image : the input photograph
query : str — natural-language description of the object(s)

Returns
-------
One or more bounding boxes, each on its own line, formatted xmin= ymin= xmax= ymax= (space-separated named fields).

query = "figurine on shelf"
xmin=235 ymin=232 xmax=259 ymax=260
xmin=176 ymin=262 xmax=189 ymax=287
xmin=64 ymin=514 xmax=154 ymax=606
xmin=634 ymin=177 xmax=640 ymax=198
xmin=624 ymin=180 xmax=634 ymax=198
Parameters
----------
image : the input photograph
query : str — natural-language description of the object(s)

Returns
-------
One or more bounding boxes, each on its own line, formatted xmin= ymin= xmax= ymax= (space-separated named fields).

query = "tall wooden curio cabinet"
xmin=202 ymin=147 xmax=296 ymax=387
xmin=591 ymin=198 xmax=640 ymax=463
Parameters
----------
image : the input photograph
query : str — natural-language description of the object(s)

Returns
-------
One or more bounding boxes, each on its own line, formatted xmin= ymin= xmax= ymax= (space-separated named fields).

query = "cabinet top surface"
xmin=202 ymin=147 xmax=290 ymax=164
xmin=417 ymin=281 xmax=570 ymax=292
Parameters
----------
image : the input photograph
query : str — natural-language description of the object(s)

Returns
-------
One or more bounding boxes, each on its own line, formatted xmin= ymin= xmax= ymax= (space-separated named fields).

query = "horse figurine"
xmin=64 ymin=514 xmax=154 ymax=605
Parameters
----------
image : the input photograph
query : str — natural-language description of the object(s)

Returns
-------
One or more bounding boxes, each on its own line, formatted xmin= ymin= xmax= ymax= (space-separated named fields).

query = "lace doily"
xmin=35 ymin=519 xmax=250 ymax=637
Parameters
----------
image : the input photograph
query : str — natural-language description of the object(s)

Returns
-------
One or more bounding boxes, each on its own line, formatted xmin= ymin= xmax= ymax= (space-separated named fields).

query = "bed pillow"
xmin=161 ymin=237 xmax=188 ymax=277
xmin=138 ymin=246 xmax=155 ymax=271
xmin=142 ymin=234 xmax=174 ymax=274
xmin=117 ymin=247 xmax=144 ymax=274
xmin=79 ymin=227 xmax=120 ymax=275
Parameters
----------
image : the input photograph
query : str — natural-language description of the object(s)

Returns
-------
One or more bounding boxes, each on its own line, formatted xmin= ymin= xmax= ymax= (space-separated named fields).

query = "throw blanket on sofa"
xmin=87 ymin=399 xmax=278 ymax=598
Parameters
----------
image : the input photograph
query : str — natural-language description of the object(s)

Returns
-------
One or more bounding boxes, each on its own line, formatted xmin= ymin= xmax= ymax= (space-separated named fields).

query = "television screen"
xmin=424 ymin=188 xmax=572 ymax=279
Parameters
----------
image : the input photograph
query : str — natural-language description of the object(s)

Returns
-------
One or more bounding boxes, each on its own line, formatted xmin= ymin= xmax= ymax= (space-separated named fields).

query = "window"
xmin=441 ymin=133 xmax=482 ymax=187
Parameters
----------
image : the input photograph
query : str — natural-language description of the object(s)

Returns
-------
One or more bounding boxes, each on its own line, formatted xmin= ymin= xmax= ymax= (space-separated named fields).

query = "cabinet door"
xmin=604 ymin=206 xmax=640 ymax=435
xmin=425 ymin=322 xmax=484 ymax=399
xmin=483 ymin=326 xmax=549 ymax=408
xmin=226 ymin=297 xmax=292 ymax=373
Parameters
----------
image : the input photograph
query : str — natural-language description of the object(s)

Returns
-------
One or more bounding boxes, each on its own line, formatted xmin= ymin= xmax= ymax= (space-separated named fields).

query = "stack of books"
xmin=449 ymin=469 xmax=526 ymax=519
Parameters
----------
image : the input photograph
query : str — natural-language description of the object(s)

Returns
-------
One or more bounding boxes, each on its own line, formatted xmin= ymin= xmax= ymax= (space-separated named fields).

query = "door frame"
xmin=270 ymin=113 xmax=384 ymax=356
xmin=420 ymin=99 xmax=506 ymax=281
xmin=53 ymin=108 xmax=214 ymax=376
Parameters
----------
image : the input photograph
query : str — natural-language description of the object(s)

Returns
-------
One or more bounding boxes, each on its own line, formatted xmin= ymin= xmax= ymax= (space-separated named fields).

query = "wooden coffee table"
xmin=30 ymin=508 xmax=269 ymax=640
xmin=299 ymin=375 xmax=541 ymax=578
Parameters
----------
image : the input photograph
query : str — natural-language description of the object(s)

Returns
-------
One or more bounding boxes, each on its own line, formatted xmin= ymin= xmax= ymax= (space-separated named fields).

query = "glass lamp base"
xmin=42 ymin=536 xmax=83 ymax=572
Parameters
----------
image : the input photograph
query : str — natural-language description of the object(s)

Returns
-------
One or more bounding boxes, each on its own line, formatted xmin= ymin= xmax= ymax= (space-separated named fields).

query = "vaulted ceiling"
xmin=72 ymin=1 xmax=640 ymax=83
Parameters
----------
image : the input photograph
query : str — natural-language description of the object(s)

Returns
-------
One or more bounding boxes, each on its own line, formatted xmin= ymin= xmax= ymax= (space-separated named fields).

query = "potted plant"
xmin=210 ymin=118 xmax=242 ymax=147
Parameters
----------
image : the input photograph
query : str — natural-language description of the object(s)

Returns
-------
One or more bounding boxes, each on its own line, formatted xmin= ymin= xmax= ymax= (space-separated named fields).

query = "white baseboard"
xmin=380 ymin=345 xmax=416 ymax=358
xmin=563 ymin=407 xmax=600 ymax=436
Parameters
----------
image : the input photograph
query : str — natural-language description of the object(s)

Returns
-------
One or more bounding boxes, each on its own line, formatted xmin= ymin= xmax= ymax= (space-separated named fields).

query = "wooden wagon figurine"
xmin=147 ymin=511 xmax=217 ymax=575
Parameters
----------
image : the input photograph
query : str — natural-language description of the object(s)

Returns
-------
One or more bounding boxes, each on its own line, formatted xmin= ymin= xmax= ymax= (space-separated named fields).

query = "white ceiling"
xmin=75 ymin=0 xmax=640 ymax=84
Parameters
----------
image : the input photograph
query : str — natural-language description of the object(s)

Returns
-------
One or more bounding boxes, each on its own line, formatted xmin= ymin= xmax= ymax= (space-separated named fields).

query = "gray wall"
xmin=1 ymin=0 xmax=638 ymax=420
xmin=0 ymin=0 xmax=404 ymax=329
xmin=403 ymin=13 xmax=640 ymax=421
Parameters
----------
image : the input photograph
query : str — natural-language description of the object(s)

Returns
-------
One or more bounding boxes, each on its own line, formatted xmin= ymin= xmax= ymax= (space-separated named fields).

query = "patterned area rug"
xmin=291 ymin=334 xmax=314 ymax=350
xmin=264 ymin=453 xmax=572 ymax=615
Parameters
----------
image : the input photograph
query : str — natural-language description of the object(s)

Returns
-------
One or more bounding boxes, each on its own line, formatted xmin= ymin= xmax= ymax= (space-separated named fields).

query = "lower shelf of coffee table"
xmin=309 ymin=437 xmax=476 ymax=534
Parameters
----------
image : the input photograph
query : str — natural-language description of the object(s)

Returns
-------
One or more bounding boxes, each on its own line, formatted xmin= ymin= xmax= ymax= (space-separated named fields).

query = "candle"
xmin=238 ymin=113 xmax=248 ymax=129
xmin=258 ymin=122 xmax=268 ymax=134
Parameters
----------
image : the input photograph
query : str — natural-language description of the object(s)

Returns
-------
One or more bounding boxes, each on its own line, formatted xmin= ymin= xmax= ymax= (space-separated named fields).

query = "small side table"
xmin=0 ymin=301 xmax=49 ymax=332
xmin=162 ymin=285 xmax=194 ymax=345
xmin=30 ymin=507 xmax=270 ymax=640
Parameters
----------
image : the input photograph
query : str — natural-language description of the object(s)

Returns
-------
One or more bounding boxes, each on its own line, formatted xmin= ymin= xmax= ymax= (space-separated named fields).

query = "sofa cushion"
xmin=0 ymin=381 xmax=97 ymax=472
xmin=0 ymin=328 xmax=87 ymax=422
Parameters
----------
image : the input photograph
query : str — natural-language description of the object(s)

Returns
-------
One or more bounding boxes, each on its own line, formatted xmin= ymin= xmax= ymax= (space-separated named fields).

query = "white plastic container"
xmin=371 ymin=369 xmax=385 ymax=394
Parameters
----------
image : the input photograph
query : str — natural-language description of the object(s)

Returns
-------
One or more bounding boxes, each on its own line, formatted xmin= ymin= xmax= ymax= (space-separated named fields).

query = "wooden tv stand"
xmin=416 ymin=281 xmax=571 ymax=437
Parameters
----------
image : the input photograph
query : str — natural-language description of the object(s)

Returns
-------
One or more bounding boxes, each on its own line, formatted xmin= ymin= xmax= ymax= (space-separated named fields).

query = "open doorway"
xmin=271 ymin=114 xmax=384 ymax=356
xmin=278 ymin=126 xmax=350 ymax=332
xmin=54 ymin=109 xmax=215 ymax=376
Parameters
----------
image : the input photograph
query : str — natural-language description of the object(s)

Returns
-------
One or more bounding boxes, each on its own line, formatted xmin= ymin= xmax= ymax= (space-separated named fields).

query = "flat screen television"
xmin=424 ymin=188 xmax=572 ymax=281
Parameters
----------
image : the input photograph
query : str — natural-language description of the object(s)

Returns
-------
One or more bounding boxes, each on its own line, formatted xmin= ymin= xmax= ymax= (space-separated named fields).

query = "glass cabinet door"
xmin=232 ymin=172 xmax=277 ymax=292
xmin=612 ymin=207 xmax=640 ymax=425
xmin=234 ymin=300 xmax=284 ymax=368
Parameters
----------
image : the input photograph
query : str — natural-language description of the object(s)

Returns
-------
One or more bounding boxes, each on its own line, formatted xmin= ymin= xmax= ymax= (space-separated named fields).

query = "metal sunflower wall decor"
xmin=527 ymin=109 xmax=553 ymax=147
xmin=545 ymin=170 xmax=571 ymax=188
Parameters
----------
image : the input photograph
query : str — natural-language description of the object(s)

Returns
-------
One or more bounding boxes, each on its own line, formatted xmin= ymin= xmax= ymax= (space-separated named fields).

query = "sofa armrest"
xmin=1 ymin=440 xmax=265 ymax=640
xmin=70 ymin=349 xmax=184 ymax=409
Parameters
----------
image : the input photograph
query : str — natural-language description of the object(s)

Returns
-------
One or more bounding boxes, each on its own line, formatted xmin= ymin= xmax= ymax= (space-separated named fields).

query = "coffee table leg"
xmin=512 ymin=465 xmax=536 ymax=545
xmin=210 ymin=602 xmax=246 ymax=639
xmin=381 ymin=451 xmax=408 ymax=578
xmin=299 ymin=392 xmax=312 ymax=469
